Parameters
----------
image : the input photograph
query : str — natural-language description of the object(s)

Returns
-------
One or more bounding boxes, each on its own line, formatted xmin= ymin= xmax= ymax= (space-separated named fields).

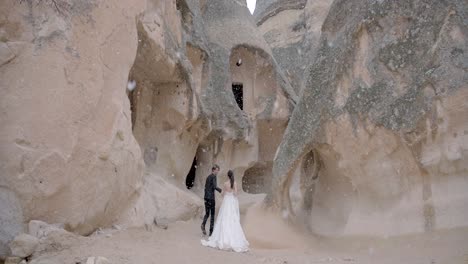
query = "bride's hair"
xmin=227 ymin=170 xmax=234 ymax=189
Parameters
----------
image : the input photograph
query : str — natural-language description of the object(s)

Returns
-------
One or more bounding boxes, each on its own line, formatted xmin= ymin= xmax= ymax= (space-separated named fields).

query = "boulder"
xmin=86 ymin=257 xmax=111 ymax=264
xmin=4 ymin=257 xmax=23 ymax=264
xmin=9 ymin=234 xmax=38 ymax=258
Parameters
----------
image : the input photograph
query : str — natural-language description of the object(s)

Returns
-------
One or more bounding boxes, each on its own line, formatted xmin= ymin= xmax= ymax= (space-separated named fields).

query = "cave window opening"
xmin=129 ymin=91 xmax=136 ymax=130
xmin=127 ymin=80 xmax=137 ymax=130
xmin=242 ymin=176 xmax=265 ymax=194
xmin=242 ymin=165 xmax=268 ymax=194
xmin=232 ymin=83 xmax=243 ymax=110
xmin=185 ymin=156 xmax=197 ymax=189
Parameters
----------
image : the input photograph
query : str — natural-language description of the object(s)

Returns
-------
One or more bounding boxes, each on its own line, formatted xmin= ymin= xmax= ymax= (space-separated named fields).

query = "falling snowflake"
xmin=127 ymin=80 xmax=136 ymax=91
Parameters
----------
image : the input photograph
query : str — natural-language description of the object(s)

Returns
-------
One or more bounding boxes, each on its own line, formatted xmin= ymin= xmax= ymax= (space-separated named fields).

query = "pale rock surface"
xmin=28 ymin=220 xmax=65 ymax=240
xmin=31 ymin=221 xmax=79 ymax=255
xmin=268 ymin=0 xmax=468 ymax=237
xmin=0 ymin=1 xmax=145 ymax=255
xmin=255 ymin=0 xmax=334 ymax=94
xmin=121 ymin=0 xmax=296 ymax=228
xmin=9 ymin=233 xmax=38 ymax=258
xmin=0 ymin=188 xmax=24 ymax=257
xmin=86 ymin=256 xmax=111 ymax=264
xmin=118 ymin=173 xmax=204 ymax=227
xmin=4 ymin=257 xmax=23 ymax=264
xmin=0 ymin=0 xmax=294 ymax=255
xmin=2 ymin=0 xmax=465 ymax=259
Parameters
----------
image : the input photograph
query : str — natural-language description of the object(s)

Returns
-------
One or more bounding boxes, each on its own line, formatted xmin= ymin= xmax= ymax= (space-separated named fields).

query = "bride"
xmin=201 ymin=170 xmax=249 ymax=252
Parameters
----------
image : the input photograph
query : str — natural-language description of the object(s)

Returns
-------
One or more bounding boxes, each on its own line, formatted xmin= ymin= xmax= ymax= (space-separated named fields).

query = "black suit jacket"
xmin=204 ymin=173 xmax=222 ymax=200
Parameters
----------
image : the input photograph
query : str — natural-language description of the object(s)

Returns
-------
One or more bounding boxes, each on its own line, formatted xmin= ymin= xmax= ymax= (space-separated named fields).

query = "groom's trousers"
xmin=202 ymin=198 xmax=215 ymax=235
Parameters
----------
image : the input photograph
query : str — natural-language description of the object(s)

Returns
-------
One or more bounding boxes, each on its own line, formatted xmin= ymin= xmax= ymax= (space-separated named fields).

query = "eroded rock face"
xmin=9 ymin=234 xmax=38 ymax=258
xmin=90 ymin=0 xmax=297 ymax=228
xmin=6 ymin=0 xmax=464 ymax=254
xmin=0 ymin=0 xmax=145 ymax=254
xmin=255 ymin=0 xmax=333 ymax=94
xmin=1 ymin=0 xmax=296 ymax=251
xmin=270 ymin=0 xmax=468 ymax=237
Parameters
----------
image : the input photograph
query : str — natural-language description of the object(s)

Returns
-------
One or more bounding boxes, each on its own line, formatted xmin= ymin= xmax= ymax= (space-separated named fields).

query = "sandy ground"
xmin=28 ymin=217 xmax=468 ymax=264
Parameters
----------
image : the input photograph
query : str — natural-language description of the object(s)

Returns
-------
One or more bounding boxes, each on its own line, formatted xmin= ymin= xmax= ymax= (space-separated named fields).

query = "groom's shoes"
xmin=201 ymin=225 xmax=206 ymax=235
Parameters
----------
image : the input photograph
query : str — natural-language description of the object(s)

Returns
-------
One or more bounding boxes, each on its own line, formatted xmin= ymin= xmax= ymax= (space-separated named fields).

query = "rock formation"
xmin=254 ymin=0 xmax=333 ymax=94
xmin=0 ymin=0 xmax=145 ymax=257
xmin=9 ymin=234 xmax=38 ymax=258
xmin=118 ymin=0 xmax=296 ymax=227
xmin=264 ymin=0 xmax=468 ymax=237
xmin=0 ymin=0 xmax=295 ymax=258
xmin=0 ymin=0 xmax=467 ymax=259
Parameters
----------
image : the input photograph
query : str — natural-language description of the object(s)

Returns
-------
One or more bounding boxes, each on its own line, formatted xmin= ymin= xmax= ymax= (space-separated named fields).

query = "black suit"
xmin=201 ymin=173 xmax=222 ymax=235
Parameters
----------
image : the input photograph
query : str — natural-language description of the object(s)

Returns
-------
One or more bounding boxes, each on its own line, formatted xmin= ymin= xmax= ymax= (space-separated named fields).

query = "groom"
xmin=201 ymin=164 xmax=222 ymax=236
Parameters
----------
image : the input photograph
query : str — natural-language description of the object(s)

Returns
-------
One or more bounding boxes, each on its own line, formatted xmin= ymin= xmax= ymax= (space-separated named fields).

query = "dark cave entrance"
xmin=185 ymin=156 xmax=198 ymax=189
xmin=232 ymin=83 xmax=243 ymax=110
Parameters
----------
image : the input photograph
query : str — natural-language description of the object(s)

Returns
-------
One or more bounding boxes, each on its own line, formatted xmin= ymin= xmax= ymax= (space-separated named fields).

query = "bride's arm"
xmin=234 ymin=182 xmax=238 ymax=196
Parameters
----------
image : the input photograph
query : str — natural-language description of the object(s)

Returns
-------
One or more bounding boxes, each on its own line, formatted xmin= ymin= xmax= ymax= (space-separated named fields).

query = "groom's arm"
xmin=214 ymin=176 xmax=222 ymax=193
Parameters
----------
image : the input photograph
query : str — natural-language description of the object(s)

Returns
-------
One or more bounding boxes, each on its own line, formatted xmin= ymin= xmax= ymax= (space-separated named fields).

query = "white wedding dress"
xmin=201 ymin=191 xmax=249 ymax=252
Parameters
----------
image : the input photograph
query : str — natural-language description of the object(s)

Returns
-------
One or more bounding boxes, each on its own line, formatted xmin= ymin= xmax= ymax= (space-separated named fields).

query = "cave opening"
xmin=185 ymin=156 xmax=198 ymax=189
xmin=232 ymin=83 xmax=244 ymax=110
xmin=126 ymin=80 xmax=137 ymax=130
xmin=242 ymin=164 xmax=271 ymax=194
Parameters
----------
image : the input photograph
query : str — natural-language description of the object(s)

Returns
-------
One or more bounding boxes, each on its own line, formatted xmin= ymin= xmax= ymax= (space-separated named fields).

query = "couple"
xmin=200 ymin=164 xmax=249 ymax=252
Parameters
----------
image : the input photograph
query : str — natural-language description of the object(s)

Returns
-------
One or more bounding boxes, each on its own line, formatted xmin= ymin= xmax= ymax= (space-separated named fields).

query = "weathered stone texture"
xmin=269 ymin=0 xmax=468 ymax=236
xmin=0 ymin=0 xmax=145 ymax=255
